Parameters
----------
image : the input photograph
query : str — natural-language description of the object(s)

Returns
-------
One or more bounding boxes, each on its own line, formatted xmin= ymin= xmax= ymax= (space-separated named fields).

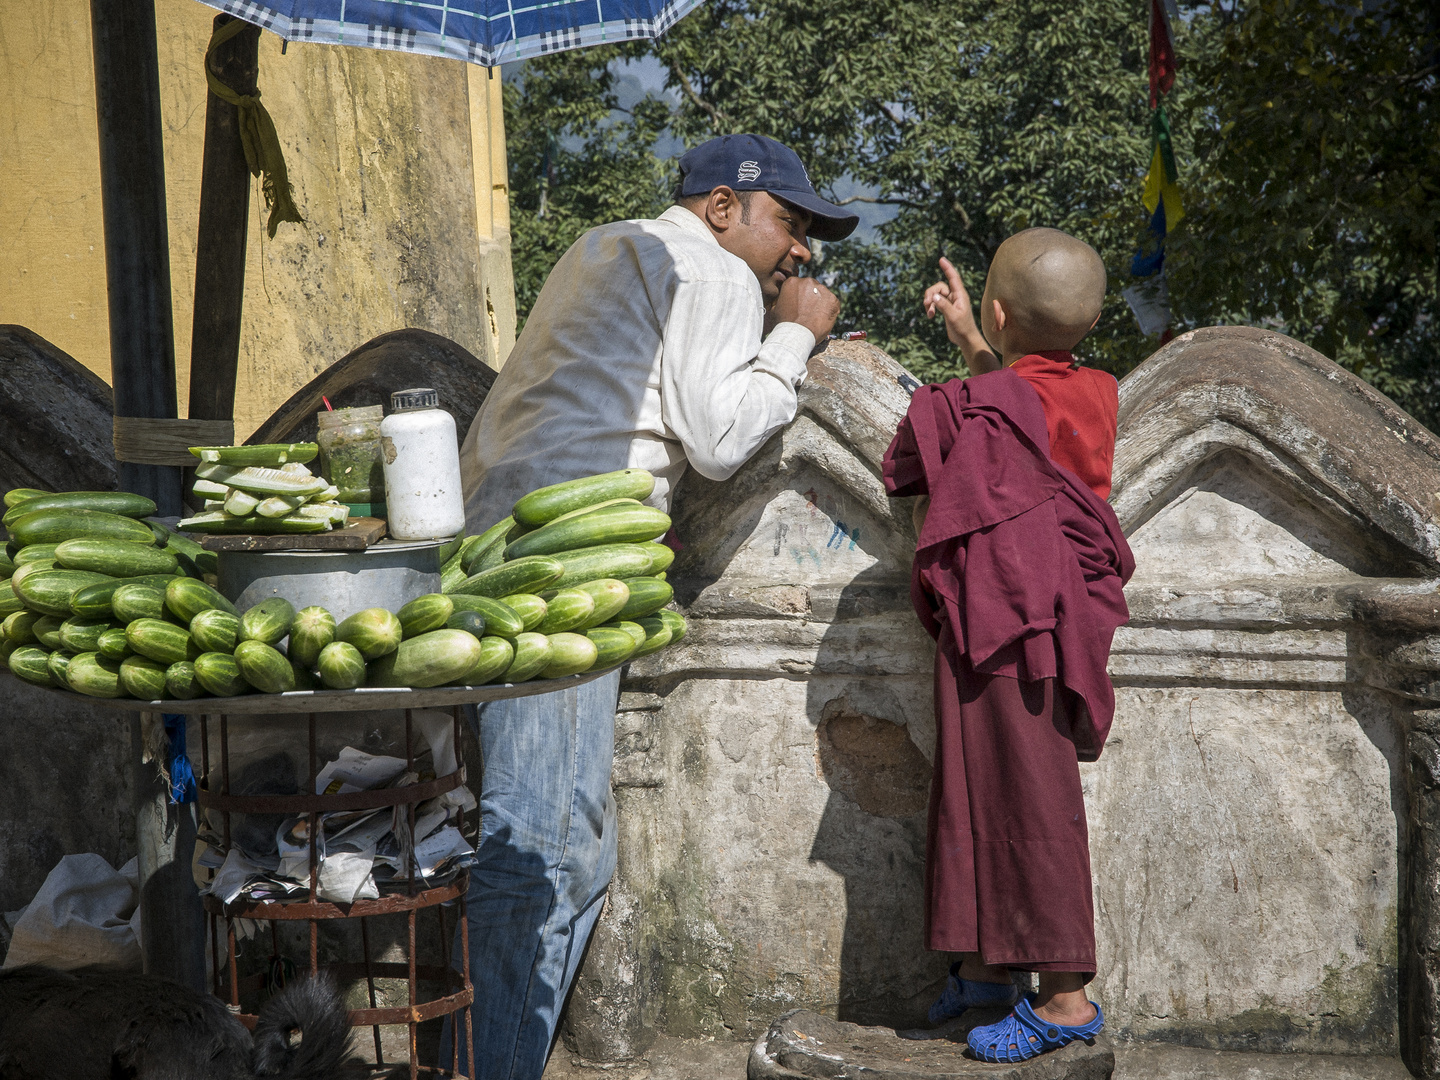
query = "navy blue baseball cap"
xmin=677 ymin=134 xmax=859 ymax=242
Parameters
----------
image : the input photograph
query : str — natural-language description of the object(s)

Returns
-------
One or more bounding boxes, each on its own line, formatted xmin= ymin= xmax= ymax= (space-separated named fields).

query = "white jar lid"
xmin=390 ymin=387 xmax=439 ymax=411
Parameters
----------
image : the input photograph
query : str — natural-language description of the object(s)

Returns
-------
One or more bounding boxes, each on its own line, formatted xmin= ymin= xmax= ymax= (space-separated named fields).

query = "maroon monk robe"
xmin=883 ymin=368 xmax=1134 ymax=974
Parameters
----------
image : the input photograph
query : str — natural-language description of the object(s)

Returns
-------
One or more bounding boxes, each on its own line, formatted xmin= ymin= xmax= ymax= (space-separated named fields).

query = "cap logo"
xmin=737 ymin=160 xmax=761 ymax=183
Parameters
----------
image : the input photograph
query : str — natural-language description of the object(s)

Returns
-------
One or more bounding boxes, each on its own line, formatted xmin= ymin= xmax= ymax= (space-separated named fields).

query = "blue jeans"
xmin=441 ymin=670 xmax=621 ymax=1080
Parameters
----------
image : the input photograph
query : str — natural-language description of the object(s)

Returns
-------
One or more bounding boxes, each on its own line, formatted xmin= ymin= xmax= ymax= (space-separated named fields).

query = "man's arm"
xmin=661 ymin=277 xmax=837 ymax=481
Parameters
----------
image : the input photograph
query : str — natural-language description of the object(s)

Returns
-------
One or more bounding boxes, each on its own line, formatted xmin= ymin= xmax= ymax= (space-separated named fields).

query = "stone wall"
xmin=566 ymin=328 xmax=1440 ymax=1076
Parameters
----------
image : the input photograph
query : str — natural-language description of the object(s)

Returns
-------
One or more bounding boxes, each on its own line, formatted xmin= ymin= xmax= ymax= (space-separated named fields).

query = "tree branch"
xmin=666 ymin=61 xmax=731 ymax=130
xmin=879 ymin=102 xmax=908 ymax=129
xmin=834 ymin=194 xmax=920 ymax=208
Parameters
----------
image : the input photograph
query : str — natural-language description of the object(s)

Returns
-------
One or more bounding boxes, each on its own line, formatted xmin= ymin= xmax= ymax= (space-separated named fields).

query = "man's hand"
xmin=771 ymin=275 xmax=840 ymax=343
xmin=923 ymin=257 xmax=999 ymax=373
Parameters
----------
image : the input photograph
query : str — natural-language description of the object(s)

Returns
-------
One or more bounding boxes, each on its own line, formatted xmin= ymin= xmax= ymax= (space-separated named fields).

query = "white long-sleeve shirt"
xmin=459 ymin=205 xmax=816 ymax=528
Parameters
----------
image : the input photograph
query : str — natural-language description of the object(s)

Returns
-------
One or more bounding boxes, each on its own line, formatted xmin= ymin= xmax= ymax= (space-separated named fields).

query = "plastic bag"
xmin=2 ymin=853 xmax=142 ymax=970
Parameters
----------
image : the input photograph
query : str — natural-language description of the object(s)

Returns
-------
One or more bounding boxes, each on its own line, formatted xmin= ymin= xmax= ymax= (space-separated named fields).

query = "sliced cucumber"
xmin=177 ymin=511 xmax=329 ymax=535
xmin=255 ymin=493 xmax=308 ymax=518
xmin=191 ymin=478 xmax=230 ymax=498
xmin=195 ymin=462 xmax=328 ymax=497
xmin=224 ymin=488 xmax=260 ymax=516
xmin=189 ymin=443 xmax=318 ymax=467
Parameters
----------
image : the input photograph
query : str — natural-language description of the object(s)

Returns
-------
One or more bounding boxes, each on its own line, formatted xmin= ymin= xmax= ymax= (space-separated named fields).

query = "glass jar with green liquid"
xmin=316 ymin=405 xmax=386 ymax=518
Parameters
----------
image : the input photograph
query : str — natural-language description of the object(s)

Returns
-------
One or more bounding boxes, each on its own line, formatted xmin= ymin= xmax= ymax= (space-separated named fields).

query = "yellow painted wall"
xmin=0 ymin=0 xmax=516 ymax=440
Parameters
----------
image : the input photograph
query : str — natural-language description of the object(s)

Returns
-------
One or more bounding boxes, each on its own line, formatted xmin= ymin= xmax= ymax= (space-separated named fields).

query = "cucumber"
xmin=176 ymin=510 xmax=329 ymax=535
xmin=14 ymin=569 xmax=114 ymax=617
xmin=144 ymin=519 xmax=171 ymax=545
xmin=586 ymin=626 xmax=639 ymax=669
xmin=58 ymin=616 xmax=120 ymax=654
xmin=163 ymin=532 xmax=218 ymax=578
xmin=631 ymin=616 xmax=673 ymax=658
xmin=234 ymin=640 xmax=295 ymax=694
xmin=165 ymin=661 xmax=207 ymax=700
xmin=189 ymin=442 xmax=318 ymax=467
xmin=66 ymin=652 xmax=125 ymax=697
xmin=165 ymin=578 xmax=239 ymax=623
xmin=316 ymin=641 xmax=366 ymax=689
xmin=14 ymin=544 xmax=61 ymax=566
xmin=445 ymin=610 xmax=488 ymax=637
xmin=292 ymin=501 xmax=349 ymax=525
xmin=224 ymin=489 xmax=261 ymax=517
xmin=69 ymin=574 xmax=179 ymax=619
xmin=499 ymin=632 xmax=552 ymax=682
xmin=462 ymin=517 xmax=514 ymax=574
xmin=437 ymin=533 xmax=467 ymax=566
xmin=636 ymin=541 xmax=675 ymax=576
xmin=191 ymin=478 xmax=230 ymax=498
xmin=32 ymin=616 xmax=65 ymax=649
xmin=8 ymin=646 xmax=55 ymax=687
xmin=240 ymin=598 xmax=295 ymax=646
xmin=3 ymin=487 xmax=50 ymax=510
xmin=112 ymin=584 xmax=169 ymax=623
xmin=0 ymin=582 xmax=21 ymax=618
xmin=119 ymin=655 xmax=169 ymax=700
xmin=398 ymin=594 xmax=454 ymax=638
xmin=498 ymin=593 xmax=547 ymax=632
xmin=440 ymin=562 xmax=468 ymax=594
xmin=54 ymin=538 xmax=178 ymax=578
xmin=335 ymin=608 xmax=403 ymax=660
xmin=657 ymin=609 xmax=688 ymax=643
xmin=96 ymin=627 xmax=133 ymax=660
xmin=8 ymin=508 xmax=158 ymax=547
xmin=1 ymin=492 xmax=157 ymax=528
xmin=573 ymin=579 xmax=631 ymax=630
xmin=193 ymin=651 xmax=251 ymax=697
xmin=3 ymin=611 xmax=40 ymax=646
xmin=0 ymin=640 xmax=14 ymax=665
xmin=0 ymin=553 xmax=14 ymax=578
xmin=454 ymin=635 xmax=514 ymax=685
xmin=194 ymin=461 xmax=327 ymax=497
xmin=453 ymin=556 xmax=564 ymax=599
xmin=505 ymin=503 xmax=670 ymax=560
xmin=512 ymin=470 xmax=656 ymax=526
xmin=288 ymin=607 xmax=334 ymax=667
xmin=447 ymin=595 xmax=524 ymax=638
xmin=540 ymin=633 xmax=598 ymax=679
xmin=604 ymin=620 xmax=647 ymax=650
xmin=548 ymin=544 xmax=654 ymax=590
xmin=10 ymin=561 xmax=57 ymax=593
xmin=536 ymin=590 xmax=596 ymax=634
xmin=615 ymin=577 xmax=674 ymax=621
xmin=368 ymin=628 xmax=484 ymax=688
xmin=190 ymin=608 xmax=241 ymax=653
xmin=126 ymin=619 xmax=200 ymax=665
xmin=543 ymin=497 xmax=644 ymax=528
xmin=47 ymin=650 xmax=73 ymax=689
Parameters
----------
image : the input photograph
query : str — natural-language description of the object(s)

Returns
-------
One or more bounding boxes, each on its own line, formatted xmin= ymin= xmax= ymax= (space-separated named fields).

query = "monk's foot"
xmin=1031 ymin=997 xmax=1098 ymax=1027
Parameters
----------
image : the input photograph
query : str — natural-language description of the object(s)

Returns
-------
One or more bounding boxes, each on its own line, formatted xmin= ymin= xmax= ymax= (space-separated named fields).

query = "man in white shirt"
xmin=447 ymin=134 xmax=856 ymax=1080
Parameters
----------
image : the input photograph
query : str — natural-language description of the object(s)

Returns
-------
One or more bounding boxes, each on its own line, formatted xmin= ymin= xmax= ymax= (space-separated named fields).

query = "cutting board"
xmin=195 ymin=517 xmax=387 ymax=552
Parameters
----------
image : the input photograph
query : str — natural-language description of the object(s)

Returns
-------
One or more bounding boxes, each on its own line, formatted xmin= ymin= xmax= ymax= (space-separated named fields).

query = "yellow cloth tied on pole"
xmin=205 ymin=18 xmax=304 ymax=238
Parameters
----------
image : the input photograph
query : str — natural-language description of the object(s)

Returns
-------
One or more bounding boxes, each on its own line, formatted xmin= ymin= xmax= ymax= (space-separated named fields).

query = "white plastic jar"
xmin=379 ymin=387 xmax=466 ymax=540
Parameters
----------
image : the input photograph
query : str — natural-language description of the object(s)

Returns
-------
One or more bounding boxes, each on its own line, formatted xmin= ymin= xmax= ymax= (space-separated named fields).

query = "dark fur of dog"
xmin=0 ymin=965 xmax=353 ymax=1080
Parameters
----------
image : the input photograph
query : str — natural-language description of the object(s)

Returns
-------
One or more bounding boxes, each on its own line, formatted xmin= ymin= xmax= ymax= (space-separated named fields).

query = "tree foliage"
xmin=503 ymin=0 xmax=1439 ymax=422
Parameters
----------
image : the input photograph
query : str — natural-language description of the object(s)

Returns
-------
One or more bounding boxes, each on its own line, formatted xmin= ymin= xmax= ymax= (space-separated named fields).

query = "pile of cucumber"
xmin=0 ymin=469 xmax=687 ymax=701
xmin=176 ymin=442 xmax=351 ymax=534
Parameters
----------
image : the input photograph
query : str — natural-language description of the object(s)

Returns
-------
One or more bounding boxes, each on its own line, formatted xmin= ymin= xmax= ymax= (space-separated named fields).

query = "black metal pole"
xmin=90 ymin=0 xmax=183 ymax=514
xmin=189 ymin=14 xmax=258 ymax=427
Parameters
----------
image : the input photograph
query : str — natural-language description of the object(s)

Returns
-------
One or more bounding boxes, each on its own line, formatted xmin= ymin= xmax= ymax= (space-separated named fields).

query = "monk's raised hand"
xmin=923 ymin=257 xmax=980 ymax=347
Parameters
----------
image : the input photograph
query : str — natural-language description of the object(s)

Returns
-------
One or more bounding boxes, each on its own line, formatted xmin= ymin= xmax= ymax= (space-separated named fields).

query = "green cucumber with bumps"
xmin=3 ymin=611 xmax=40 ymax=646
xmin=497 ymin=593 xmax=547 ymax=632
xmin=67 ymin=652 xmax=126 ymax=698
xmin=70 ymin=574 xmax=179 ymax=618
xmin=0 ymin=640 xmax=14 ymax=665
xmin=32 ymin=616 xmax=65 ymax=649
xmin=631 ymin=616 xmax=673 ymax=658
xmin=119 ymin=655 xmax=169 ymax=700
xmin=59 ymin=616 xmax=120 ymax=654
xmin=8 ymin=508 xmax=158 ymax=546
xmin=540 ymin=633 xmax=598 ymax=679
xmin=8 ymin=646 xmax=55 ymax=687
xmin=512 ymin=469 xmax=656 ymax=526
xmin=368 ymin=628 xmax=484 ymax=688
xmin=543 ymin=498 xmax=644 ymax=528
xmin=448 ymin=595 xmax=523 ymax=638
xmin=14 ymin=544 xmax=61 ymax=566
xmin=126 ymin=619 xmax=200 ymax=665
xmin=614 ymin=577 xmax=674 ymax=621
xmin=3 ymin=487 xmax=50 ymax=510
xmin=462 ymin=517 xmax=515 ymax=574
xmin=162 ymin=532 xmax=217 ymax=577
xmin=657 ymin=609 xmax=687 ymax=643
xmin=14 ymin=569 xmax=114 ymax=617
xmin=0 ymin=582 xmax=21 ymax=619
xmin=547 ymin=544 xmax=654 ymax=590
xmin=234 ymin=640 xmax=295 ymax=693
xmin=112 ymin=583 xmax=169 ymax=623
xmin=240 ymin=598 xmax=295 ymax=646
xmin=9 ymin=562 xmax=57 ymax=593
xmin=54 ymin=539 xmax=177 ymax=578
xmin=0 ymin=553 xmax=14 ymax=578
xmin=48 ymin=650 xmax=73 ymax=689
xmin=398 ymin=594 xmax=454 ymax=638
xmin=636 ymin=541 xmax=675 ymax=577
xmin=452 ymin=556 xmax=563 ymax=599
xmin=437 ymin=534 xmax=467 ymax=566
xmin=316 ymin=641 xmax=366 ymax=689
xmin=446 ymin=610 xmax=488 ymax=637
xmin=2 ymin=492 xmax=156 ymax=528
xmin=440 ymin=562 xmax=468 ymax=594
xmin=455 ymin=635 xmax=514 ymax=685
xmin=190 ymin=609 xmax=241 ymax=653
xmin=165 ymin=661 xmax=207 ymax=700
xmin=573 ymin=579 xmax=630 ymax=630
xmin=288 ymin=607 xmax=334 ymax=667
xmin=535 ymin=590 xmax=595 ymax=634
xmin=96 ymin=627 xmax=133 ymax=660
xmin=604 ymin=620 xmax=647 ymax=650
xmin=499 ymin=632 xmax=551 ymax=682
xmin=335 ymin=608 xmax=402 ymax=659
xmin=166 ymin=578 xmax=239 ymax=623
xmin=193 ymin=651 xmax=251 ymax=697
xmin=504 ymin=503 xmax=670 ymax=560
xmin=586 ymin=626 xmax=638 ymax=669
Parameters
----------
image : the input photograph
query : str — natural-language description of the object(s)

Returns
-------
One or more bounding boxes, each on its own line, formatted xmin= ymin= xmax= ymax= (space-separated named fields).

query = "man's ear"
xmin=991 ymin=298 xmax=1008 ymax=332
xmin=703 ymin=186 xmax=739 ymax=233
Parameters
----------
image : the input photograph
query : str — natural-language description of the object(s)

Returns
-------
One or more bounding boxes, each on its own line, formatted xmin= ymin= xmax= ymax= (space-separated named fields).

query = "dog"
xmin=0 ymin=965 xmax=353 ymax=1080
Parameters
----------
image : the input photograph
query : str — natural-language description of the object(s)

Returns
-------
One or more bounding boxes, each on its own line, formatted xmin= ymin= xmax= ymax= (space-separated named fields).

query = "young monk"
xmin=882 ymin=228 xmax=1135 ymax=1062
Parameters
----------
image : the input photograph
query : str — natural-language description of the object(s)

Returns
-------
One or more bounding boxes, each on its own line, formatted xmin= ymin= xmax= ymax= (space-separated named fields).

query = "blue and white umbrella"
xmin=199 ymin=0 xmax=703 ymax=66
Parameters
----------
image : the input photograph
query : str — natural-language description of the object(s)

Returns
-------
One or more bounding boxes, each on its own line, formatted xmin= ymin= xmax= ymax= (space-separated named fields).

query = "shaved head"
xmin=981 ymin=228 xmax=1106 ymax=352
